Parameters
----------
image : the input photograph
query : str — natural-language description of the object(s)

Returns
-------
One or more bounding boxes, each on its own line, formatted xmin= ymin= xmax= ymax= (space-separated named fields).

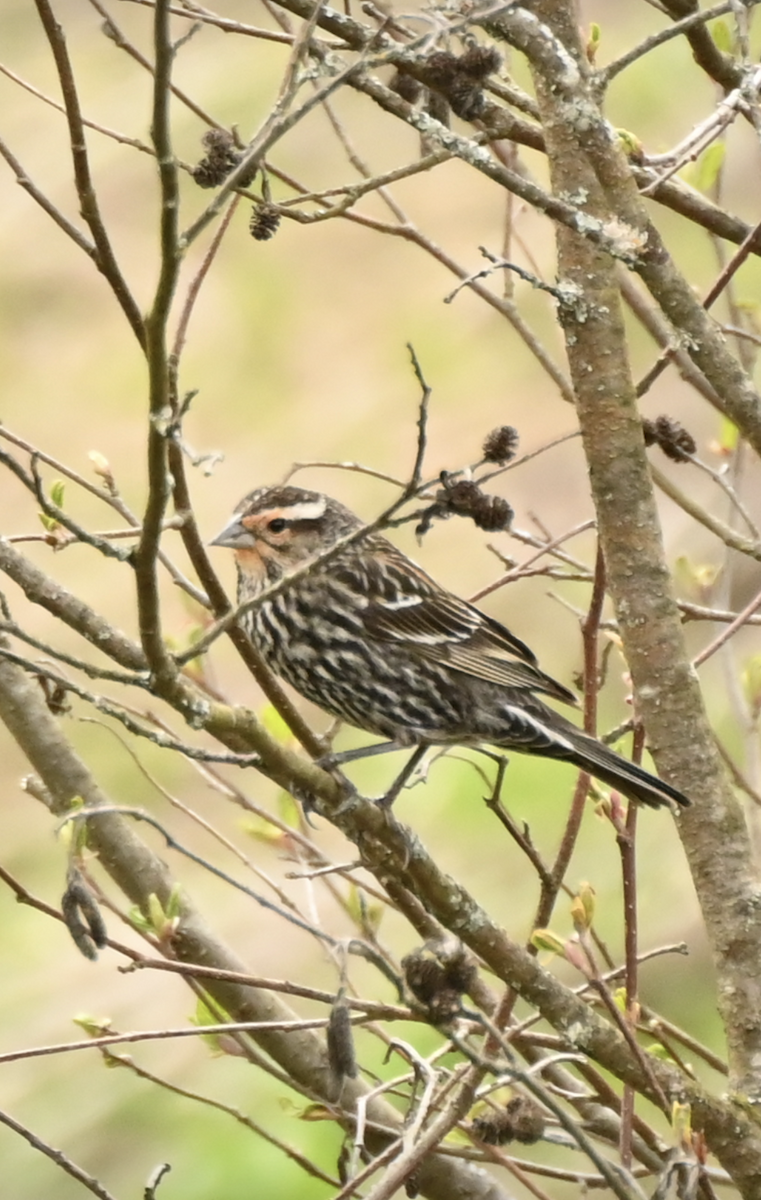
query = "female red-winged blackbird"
xmin=211 ymin=485 xmax=690 ymax=810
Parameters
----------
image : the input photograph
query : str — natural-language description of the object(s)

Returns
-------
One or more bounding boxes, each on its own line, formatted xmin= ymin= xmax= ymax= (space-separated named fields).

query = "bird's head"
xmin=210 ymin=485 xmax=362 ymax=588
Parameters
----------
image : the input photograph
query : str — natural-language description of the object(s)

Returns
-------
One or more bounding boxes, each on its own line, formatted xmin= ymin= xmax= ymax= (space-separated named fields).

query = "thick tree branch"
xmin=517 ymin=5 xmax=761 ymax=1185
xmin=0 ymin=645 xmax=519 ymax=1200
xmin=480 ymin=8 xmax=761 ymax=462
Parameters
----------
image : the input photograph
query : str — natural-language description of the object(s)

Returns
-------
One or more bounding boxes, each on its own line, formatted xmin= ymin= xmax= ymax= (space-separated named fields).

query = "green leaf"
xmin=569 ymin=895 xmax=587 ymax=931
xmin=191 ymin=996 xmax=231 ymax=1027
xmin=586 ymin=22 xmax=601 ymax=64
xmin=50 ymin=479 xmax=65 ymax=508
xmin=240 ymin=812 xmax=289 ymax=845
xmin=147 ymin=893 xmax=165 ymax=931
xmin=38 ymin=512 xmax=59 ymax=533
xmin=671 ymin=1100 xmax=692 ymax=1146
xmin=570 ymin=882 xmax=596 ymax=932
xmin=144 ymin=891 xmax=181 ymax=938
xmin=299 ymin=1104 xmax=335 ymax=1122
xmin=73 ymin=1013 xmax=112 ymax=1036
xmin=103 ymin=1053 xmax=129 ymax=1069
xmin=673 ymin=555 xmax=721 ymax=598
xmin=128 ymin=904 xmax=153 ymax=934
xmin=647 ymin=1042 xmax=675 ymax=1061
xmin=191 ymin=996 xmax=235 ymax=1055
xmin=58 ymin=799 xmax=86 ymax=853
xmin=530 ymin=928 xmax=565 ymax=956
xmin=616 ymin=128 xmax=643 ymax=161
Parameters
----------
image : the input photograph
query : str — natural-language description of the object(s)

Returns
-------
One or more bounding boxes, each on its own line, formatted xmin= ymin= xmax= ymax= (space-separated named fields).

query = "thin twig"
xmin=101 ymin=1047 xmax=340 ymax=1187
xmin=187 ymin=389 xmax=439 ymax=661
xmin=636 ymin=216 xmax=761 ymax=397
xmin=170 ymin=196 xmax=241 ymax=384
xmin=0 ymin=1109 xmax=118 ymax=1200
xmin=61 ymin=804 xmax=341 ymax=945
xmin=595 ymin=2 xmax=750 ymax=88
xmin=652 ymin=464 xmax=761 ymax=562
xmin=693 ymin=582 xmax=761 ymax=668
xmin=617 ymin=725 xmax=644 ymax=1170
xmin=89 ymin=0 xmax=223 ymax=127
xmin=534 ymin=544 xmax=606 ymax=931
xmin=0 ymin=135 xmax=95 ymax=255
xmin=33 ymin=0 xmax=144 ymax=345
xmin=0 ymin=646 xmax=249 ymax=763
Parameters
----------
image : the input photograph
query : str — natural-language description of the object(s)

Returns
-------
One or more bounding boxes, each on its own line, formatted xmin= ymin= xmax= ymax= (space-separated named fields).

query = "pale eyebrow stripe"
xmin=280 ymin=499 xmax=327 ymax=522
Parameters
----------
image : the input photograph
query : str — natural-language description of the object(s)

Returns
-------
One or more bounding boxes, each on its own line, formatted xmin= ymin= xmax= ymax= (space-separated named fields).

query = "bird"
xmin=211 ymin=484 xmax=690 ymax=811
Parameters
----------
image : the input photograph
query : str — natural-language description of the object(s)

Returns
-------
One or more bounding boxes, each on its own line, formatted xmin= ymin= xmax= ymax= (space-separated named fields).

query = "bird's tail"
xmin=563 ymin=725 xmax=690 ymax=810
xmin=496 ymin=698 xmax=692 ymax=809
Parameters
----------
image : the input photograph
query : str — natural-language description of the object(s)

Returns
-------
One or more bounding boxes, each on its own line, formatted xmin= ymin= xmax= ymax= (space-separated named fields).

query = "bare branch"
xmin=33 ymin=0 xmax=145 ymax=345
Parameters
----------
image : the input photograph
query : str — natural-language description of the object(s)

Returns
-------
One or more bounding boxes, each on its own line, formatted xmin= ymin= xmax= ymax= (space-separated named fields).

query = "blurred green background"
xmin=0 ymin=2 xmax=757 ymax=1196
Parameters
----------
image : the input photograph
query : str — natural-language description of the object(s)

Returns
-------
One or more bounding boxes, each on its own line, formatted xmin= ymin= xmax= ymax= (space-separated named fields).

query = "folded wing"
xmin=360 ymin=548 xmax=577 ymax=706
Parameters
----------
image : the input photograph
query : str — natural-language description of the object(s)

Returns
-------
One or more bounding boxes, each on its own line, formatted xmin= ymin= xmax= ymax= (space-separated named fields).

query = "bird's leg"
xmin=317 ymin=740 xmax=407 ymax=770
xmin=376 ymin=745 xmax=429 ymax=809
xmin=474 ymin=746 xmax=509 ymax=766
xmin=317 ymin=741 xmax=429 ymax=809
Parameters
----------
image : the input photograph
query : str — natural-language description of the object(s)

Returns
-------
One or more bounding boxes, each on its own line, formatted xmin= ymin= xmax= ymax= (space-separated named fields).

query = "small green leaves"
xmin=586 ymin=22 xmax=601 ymax=64
xmin=73 ymin=1013 xmax=112 ymax=1037
xmin=191 ymin=997 xmax=242 ymax=1056
xmin=674 ymin=555 xmax=721 ymax=600
xmin=530 ymin=928 xmax=565 ymax=956
xmin=570 ymin=882 xmax=596 ymax=932
xmin=130 ymin=886 xmax=183 ymax=940
xmin=37 ymin=478 xmax=66 ymax=540
xmin=616 ymin=128 xmax=644 ymax=162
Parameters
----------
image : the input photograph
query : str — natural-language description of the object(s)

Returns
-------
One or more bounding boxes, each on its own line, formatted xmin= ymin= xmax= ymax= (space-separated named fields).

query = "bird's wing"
xmin=358 ymin=550 xmax=577 ymax=705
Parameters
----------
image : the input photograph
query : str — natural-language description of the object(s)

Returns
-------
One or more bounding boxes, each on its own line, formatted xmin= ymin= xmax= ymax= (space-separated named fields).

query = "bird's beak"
xmin=209 ymin=515 xmax=252 ymax=549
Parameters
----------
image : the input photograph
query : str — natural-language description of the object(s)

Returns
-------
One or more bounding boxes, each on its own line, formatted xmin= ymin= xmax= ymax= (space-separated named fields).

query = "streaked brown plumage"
xmin=211 ymin=485 xmax=690 ymax=810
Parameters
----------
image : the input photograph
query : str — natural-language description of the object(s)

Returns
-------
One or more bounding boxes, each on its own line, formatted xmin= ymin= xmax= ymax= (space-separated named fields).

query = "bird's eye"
xmin=267 ymin=518 xmax=288 ymax=534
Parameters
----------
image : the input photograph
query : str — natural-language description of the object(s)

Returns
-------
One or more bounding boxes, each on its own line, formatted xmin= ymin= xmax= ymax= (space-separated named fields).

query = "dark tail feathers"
xmin=567 ymin=728 xmax=690 ymax=809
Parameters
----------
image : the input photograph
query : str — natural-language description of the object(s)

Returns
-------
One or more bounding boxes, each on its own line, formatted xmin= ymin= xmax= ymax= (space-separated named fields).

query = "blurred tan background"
xmin=0 ymin=2 xmax=757 ymax=1196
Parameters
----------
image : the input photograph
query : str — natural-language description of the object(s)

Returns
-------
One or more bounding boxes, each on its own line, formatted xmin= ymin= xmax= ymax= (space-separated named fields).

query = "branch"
xmin=514 ymin=5 xmax=761 ymax=1186
xmin=0 ymin=644 xmax=517 ymax=1200
xmin=0 ymin=135 xmax=95 ymax=255
xmin=0 ymin=536 xmax=340 ymax=802
xmin=32 ymin=0 xmax=145 ymax=345
xmin=0 ymin=538 xmax=146 ymax=671
xmin=594 ymin=2 xmax=753 ymax=89
xmin=480 ymin=7 xmax=761 ymax=461
xmin=134 ymin=0 xmax=183 ymax=680
xmin=0 ymin=1109 xmax=117 ymax=1200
